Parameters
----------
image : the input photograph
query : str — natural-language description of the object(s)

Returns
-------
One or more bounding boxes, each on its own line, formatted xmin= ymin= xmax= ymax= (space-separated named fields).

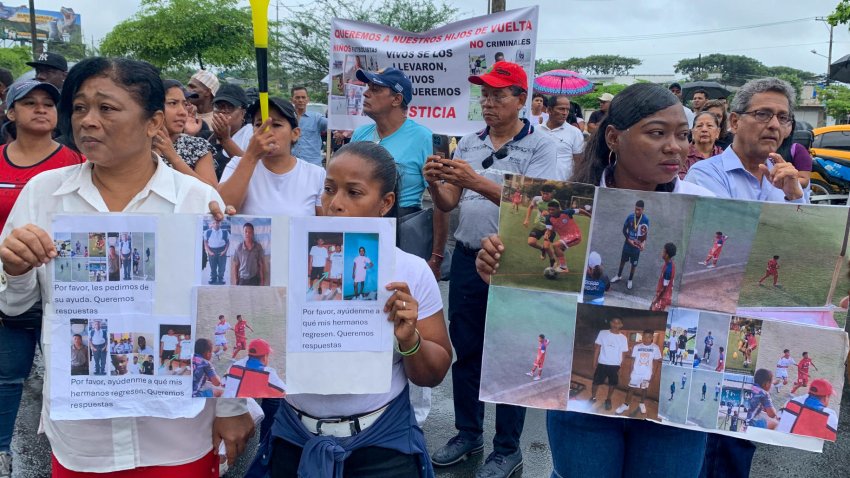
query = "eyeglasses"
xmin=482 ymin=146 xmax=509 ymax=169
xmin=737 ymin=110 xmax=793 ymax=126
xmin=478 ymin=94 xmax=516 ymax=105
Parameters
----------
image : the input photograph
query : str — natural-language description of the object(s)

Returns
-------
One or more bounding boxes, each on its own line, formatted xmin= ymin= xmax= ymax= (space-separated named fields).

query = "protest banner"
xmin=479 ymin=175 xmax=850 ymax=451
xmin=286 ymin=216 xmax=396 ymax=394
xmin=328 ymin=6 xmax=539 ymax=135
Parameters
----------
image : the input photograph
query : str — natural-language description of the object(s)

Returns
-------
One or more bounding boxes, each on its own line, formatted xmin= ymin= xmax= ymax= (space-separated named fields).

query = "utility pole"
xmin=28 ymin=0 xmax=38 ymax=57
xmin=816 ymin=17 xmax=834 ymax=85
xmin=490 ymin=0 xmax=506 ymax=14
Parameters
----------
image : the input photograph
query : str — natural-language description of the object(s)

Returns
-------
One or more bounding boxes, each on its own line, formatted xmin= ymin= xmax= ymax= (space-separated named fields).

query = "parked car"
xmin=809 ymin=125 xmax=850 ymax=203
xmin=307 ymin=102 xmax=328 ymax=116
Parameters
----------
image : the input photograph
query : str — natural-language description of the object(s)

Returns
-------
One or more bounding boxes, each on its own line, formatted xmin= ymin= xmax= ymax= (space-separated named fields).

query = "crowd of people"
xmin=0 ymin=43 xmax=830 ymax=478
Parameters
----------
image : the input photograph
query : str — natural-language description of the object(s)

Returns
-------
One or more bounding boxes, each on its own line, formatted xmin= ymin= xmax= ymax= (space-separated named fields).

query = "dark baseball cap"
xmin=214 ymin=84 xmax=249 ymax=108
xmin=26 ymin=52 xmax=68 ymax=72
xmin=355 ymin=68 xmax=413 ymax=105
xmin=669 ymin=82 xmax=682 ymax=90
xmin=5 ymin=79 xmax=60 ymax=108
xmin=247 ymin=97 xmax=298 ymax=128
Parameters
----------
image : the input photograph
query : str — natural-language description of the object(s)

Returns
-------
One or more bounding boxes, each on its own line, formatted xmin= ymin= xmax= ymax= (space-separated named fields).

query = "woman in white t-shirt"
xmin=475 ymin=84 xmax=713 ymax=477
xmin=260 ymin=141 xmax=451 ymax=477
xmin=218 ymin=97 xmax=325 ymax=217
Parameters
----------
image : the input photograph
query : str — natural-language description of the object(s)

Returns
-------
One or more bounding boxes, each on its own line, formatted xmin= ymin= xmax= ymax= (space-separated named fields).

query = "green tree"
xmin=46 ymin=40 xmax=87 ymax=61
xmin=818 ymin=84 xmax=850 ymax=123
xmin=776 ymin=73 xmax=803 ymax=103
xmin=675 ymin=54 xmax=766 ymax=86
xmin=568 ymin=55 xmax=641 ymax=76
xmin=0 ymin=45 xmax=32 ymax=77
xmin=571 ymin=83 xmax=628 ymax=111
xmin=764 ymin=66 xmax=817 ymax=83
xmin=828 ymin=0 xmax=850 ymax=25
xmin=100 ymin=0 xmax=254 ymax=70
xmin=277 ymin=0 xmax=459 ymax=98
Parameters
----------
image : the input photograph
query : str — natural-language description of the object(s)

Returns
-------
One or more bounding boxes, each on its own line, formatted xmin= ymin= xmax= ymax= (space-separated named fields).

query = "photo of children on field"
xmin=677 ymin=198 xmax=761 ymax=313
xmin=686 ymin=369 xmax=724 ymax=429
xmin=480 ymin=287 xmax=577 ymax=410
xmin=306 ymin=232 xmax=344 ymax=301
xmin=658 ymin=365 xmax=692 ymax=424
xmin=693 ymin=312 xmax=731 ymax=371
xmin=568 ymin=304 xmax=667 ymax=419
xmin=586 ymin=188 xmax=694 ymax=311
xmin=55 ymin=231 xmax=155 ymax=282
xmin=725 ymin=317 xmax=762 ymax=375
xmin=662 ymin=308 xmax=698 ymax=368
xmin=493 ymin=175 xmax=595 ymax=294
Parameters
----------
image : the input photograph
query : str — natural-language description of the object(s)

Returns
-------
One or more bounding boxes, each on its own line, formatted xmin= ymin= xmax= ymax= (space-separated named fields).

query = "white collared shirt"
xmin=0 ymin=158 xmax=248 ymax=472
xmin=540 ymin=122 xmax=585 ymax=180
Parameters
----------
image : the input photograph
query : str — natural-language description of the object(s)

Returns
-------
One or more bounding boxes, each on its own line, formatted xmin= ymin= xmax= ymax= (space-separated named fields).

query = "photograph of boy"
xmin=663 ymin=308 xmax=698 ymax=368
xmin=88 ymin=319 xmax=108 ymax=375
xmin=717 ymin=374 xmax=750 ymax=432
xmin=738 ymin=203 xmax=849 ymax=309
xmin=658 ymin=365 xmax=692 ymax=424
xmin=480 ymin=287 xmax=576 ymax=410
xmin=725 ymin=317 xmax=762 ymax=375
xmin=158 ymin=324 xmax=191 ymax=375
xmin=677 ymin=198 xmax=760 ymax=313
xmin=88 ymin=232 xmax=105 ymax=257
xmin=693 ymin=312 xmax=731 ymax=371
xmin=230 ymin=315 xmax=255 ymax=360
xmin=192 ymin=338 xmax=223 ymax=398
xmin=744 ymin=368 xmax=778 ymax=431
xmin=306 ymin=232 xmax=343 ymax=301
xmin=231 ymin=221 xmax=267 ymax=286
xmin=777 ymin=378 xmax=839 ymax=441
xmin=685 ymin=369 xmax=724 ymax=429
xmin=202 ymin=218 xmax=230 ymax=285
xmin=582 ymin=251 xmax=610 ymax=305
xmin=587 ymin=188 xmax=693 ymax=310
xmin=568 ymin=304 xmax=666 ymax=418
xmin=755 ymin=318 xmax=846 ymax=435
xmin=494 ymin=175 xmax=595 ymax=293
xmin=222 ymin=338 xmax=286 ymax=398
xmin=343 ymin=232 xmax=379 ymax=301
xmin=69 ymin=319 xmax=89 ymax=376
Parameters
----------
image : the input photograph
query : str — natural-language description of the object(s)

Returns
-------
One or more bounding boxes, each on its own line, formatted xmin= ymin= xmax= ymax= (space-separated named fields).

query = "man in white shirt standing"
xmin=539 ymin=95 xmax=584 ymax=181
xmin=204 ymin=219 xmax=230 ymax=285
xmin=89 ymin=320 xmax=108 ymax=375
xmin=309 ymin=237 xmax=329 ymax=295
xmin=591 ymin=317 xmax=629 ymax=411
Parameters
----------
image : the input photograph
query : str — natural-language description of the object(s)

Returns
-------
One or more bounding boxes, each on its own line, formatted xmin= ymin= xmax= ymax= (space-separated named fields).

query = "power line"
xmin=538 ymin=17 xmax=820 ymax=44
xmin=626 ymin=41 xmax=850 ymax=59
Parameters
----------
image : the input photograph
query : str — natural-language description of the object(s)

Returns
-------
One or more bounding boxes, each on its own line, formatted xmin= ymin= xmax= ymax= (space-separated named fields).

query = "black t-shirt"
xmin=570 ymin=102 xmax=584 ymax=120
xmin=589 ymin=110 xmax=606 ymax=124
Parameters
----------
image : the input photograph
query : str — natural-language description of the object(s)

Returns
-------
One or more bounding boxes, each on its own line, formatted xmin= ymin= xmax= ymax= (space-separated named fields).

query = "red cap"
xmin=469 ymin=61 xmax=528 ymax=91
xmin=248 ymin=338 xmax=272 ymax=357
xmin=808 ymin=378 xmax=834 ymax=396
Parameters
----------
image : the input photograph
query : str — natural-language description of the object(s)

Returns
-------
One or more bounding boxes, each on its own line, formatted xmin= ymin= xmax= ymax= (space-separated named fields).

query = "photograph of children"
xmin=693 ymin=312 xmax=731 ymax=371
xmin=305 ymin=232 xmax=343 ymax=301
xmin=468 ymin=84 xmax=483 ymax=121
xmin=479 ymin=287 xmax=577 ymax=410
xmin=737 ymin=203 xmax=849 ymax=309
xmin=344 ymin=83 xmax=367 ymax=116
xmin=87 ymin=260 xmax=106 ymax=282
xmin=194 ymin=286 xmax=286 ymax=398
xmin=725 ymin=317 xmax=762 ymax=375
xmin=110 ymin=353 xmax=148 ymax=375
xmin=69 ymin=319 xmax=89 ymax=376
xmin=662 ymin=308 xmax=698 ymax=368
xmin=87 ymin=319 xmax=109 ymax=375
xmin=106 ymin=232 xmax=120 ymax=281
xmin=685 ymin=369 xmax=724 ymax=429
xmin=88 ymin=232 xmax=105 ymax=257
xmin=343 ymin=232 xmax=378 ymax=301
xmin=469 ymin=53 xmax=487 ymax=76
xmin=201 ymin=217 xmax=232 ymax=285
xmin=586 ymin=188 xmax=694 ymax=311
xmin=53 ymin=233 xmax=73 ymax=281
xmin=158 ymin=324 xmax=192 ymax=375
xmin=717 ymin=374 xmax=751 ymax=432
xmin=229 ymin=217 xmax=272 ymax=286
xmin=755 ymin=319 xmax=846 ymax=440
xmin=676 ymin=198 xmax=761 ymax=313
xmin=104 ymin=232 xmax=153 ymax=282
xmin=493 ymin=175 xmax=595 ymax=294
xmin=658 ymin=365 xmax=692 ymax=424
xmin=109 ymin=333 xmax=135 ymax=355
xmin=568 ymin=304 xmax=667 ymax=419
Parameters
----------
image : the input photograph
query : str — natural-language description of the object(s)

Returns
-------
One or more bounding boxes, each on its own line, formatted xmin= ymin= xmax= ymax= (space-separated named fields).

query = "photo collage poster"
xmin=480 ymin=175 xmax=850 ymax=449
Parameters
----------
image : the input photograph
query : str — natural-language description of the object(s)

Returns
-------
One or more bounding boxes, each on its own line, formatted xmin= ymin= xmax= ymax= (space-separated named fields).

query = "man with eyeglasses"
xmin=685 ymin=77 xmax=806 ymax=204
xmin=425 ymin=61 xmax=556 ymax=478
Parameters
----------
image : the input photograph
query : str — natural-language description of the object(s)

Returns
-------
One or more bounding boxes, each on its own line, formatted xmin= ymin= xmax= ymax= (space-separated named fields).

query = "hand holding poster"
xmin=328 ymin=7 xmax=539 ymax=134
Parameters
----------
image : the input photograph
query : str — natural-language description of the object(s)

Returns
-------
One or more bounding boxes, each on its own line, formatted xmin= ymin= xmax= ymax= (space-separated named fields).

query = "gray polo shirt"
xmin=233 ymin=240 xmax=265 ymax=280
xmin=453 ymin=119 xmax=558 ymax=247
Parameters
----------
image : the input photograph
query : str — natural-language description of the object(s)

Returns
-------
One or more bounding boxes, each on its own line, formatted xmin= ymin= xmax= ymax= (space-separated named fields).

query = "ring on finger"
xmin=402 ymin=300 xmax=407 ymax=309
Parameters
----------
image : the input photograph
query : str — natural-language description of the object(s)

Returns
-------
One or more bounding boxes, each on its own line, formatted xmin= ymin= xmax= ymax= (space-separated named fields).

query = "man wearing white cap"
xmin=586 ymin=92 xmax=613 ymax=135
xmin=187 ymin=69 xmax=220 ymax=130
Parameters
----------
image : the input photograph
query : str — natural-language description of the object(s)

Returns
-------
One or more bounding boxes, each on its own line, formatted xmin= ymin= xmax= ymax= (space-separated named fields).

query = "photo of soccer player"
xmin=493 ymin=175 xmax=595 ymax=294
xmin=194 ymin=286 xmax=286 ymax=394
xmin=567 ymin=304 xmax=666 ymax=418
xmin=663 ymin=308 xmax=698 ymax=368
xmin=586 ymin=188 xmax=694 ymax=310
xmin=685 ymin=369 xmax=723 ymax=429
xmin=343 ymin=232 xmax=379 ymax=301
xmin=677 ymin=198 xmax=760 ymax=313
xmin=581 ymin=251 xmax=610 ymax=305
xmin=480 ymin=287 xmax=577 ymax=410
xmin=754 ymin=318 xmax=847 ymax=437
xmin=305 ymin=232 xmax=343 ymax=302
xmin=717 ymin=374 xmax=752 ymax=432
xmin=658 ymin=365 xmax=691 ymax=424
xmin=738 ymin=203 xmax=849 ymax=309
xmin=88 ymin=232 xmax=105 ymax=257
xmin=693 ymin=312 xmax=731 ymax=371
xmin=725 ymin=317 xmax=762 ymax=375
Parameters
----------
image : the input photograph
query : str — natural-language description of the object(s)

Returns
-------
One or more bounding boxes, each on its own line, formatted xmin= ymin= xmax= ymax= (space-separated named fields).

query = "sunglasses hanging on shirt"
xmin=482 ymin=146 xmax=509 ymax=169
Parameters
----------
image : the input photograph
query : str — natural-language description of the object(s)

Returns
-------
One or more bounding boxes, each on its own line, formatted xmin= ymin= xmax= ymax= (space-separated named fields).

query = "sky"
xmin=22 ymin=0 xmax=850 ymax=77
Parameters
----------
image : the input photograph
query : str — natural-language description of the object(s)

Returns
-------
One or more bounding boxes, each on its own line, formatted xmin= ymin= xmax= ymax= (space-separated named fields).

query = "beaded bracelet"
xmin=396 ymin=330 xmax=422 ymax=356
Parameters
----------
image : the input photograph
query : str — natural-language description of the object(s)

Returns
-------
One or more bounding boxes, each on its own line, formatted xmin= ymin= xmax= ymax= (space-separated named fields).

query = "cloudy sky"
xmin=28 ymin=0 xmax=850 ymax=76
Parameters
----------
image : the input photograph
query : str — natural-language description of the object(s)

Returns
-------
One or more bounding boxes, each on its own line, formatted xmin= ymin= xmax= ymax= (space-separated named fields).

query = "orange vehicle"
xmin=809 ymin=125 xmax=850 ymax=203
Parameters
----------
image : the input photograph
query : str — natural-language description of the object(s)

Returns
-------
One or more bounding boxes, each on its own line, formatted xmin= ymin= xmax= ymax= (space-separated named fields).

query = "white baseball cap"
xmin=588 ymin=251 xmax=602 ymax=268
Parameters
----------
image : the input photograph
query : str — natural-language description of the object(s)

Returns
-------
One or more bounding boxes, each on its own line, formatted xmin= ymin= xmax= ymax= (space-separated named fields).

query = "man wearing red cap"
xmin=425 ymin=61 xmax=556 ymax=478
xmin=777 ymin=378 xmax=838 ymax=441
xmin=222 ymin=338 xmax=285 ymax=398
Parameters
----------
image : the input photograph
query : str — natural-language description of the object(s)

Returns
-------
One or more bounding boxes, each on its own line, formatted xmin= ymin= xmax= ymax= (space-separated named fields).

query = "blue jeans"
xmin=449 ymin=245 xmax=526 ymax=455
xmin=122 ymin=253 xmax=131 ymax=279
xmin=547 ymin=411 xmax=707 ymax=478
xmin=700 ymin=435 xmax=755 ymax=478
xmin=92 ymin=343 xmax=107 ymax=375
xmin=208 ymin=246 xmax=227 ymax=283
xmin=0 ymin=325 xmax=40 ymax=452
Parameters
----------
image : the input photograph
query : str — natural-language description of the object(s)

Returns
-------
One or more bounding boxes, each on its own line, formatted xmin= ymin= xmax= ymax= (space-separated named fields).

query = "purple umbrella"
xmin=533 ymin=69 xmax=594 ymax=96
